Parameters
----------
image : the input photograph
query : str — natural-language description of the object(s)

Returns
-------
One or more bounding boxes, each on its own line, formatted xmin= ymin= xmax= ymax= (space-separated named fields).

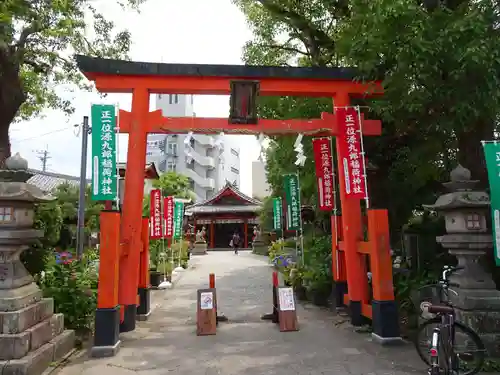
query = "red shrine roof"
xmin=185 ymin=182 xmax=262 ymax=215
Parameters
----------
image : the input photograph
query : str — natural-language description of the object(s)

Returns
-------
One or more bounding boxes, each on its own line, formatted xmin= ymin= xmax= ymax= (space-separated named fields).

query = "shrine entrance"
xmin=185 ymin=182 xmax=261 ymax=249
xmin=76 ymin=55 xmax=400 ymax=354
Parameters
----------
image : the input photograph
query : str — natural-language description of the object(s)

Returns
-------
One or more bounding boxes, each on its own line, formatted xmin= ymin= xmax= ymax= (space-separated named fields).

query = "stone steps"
xmin=0 ymin=296 xmax=75 ymax=375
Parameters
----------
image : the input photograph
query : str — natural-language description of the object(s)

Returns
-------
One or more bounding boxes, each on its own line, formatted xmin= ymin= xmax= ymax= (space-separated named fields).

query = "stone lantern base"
xmin=192 ymin=242 xmax=208 ymax=255
xmin=451 ymin=289 xmax=500 ymax=358
xmin=252 ymin=240 xmax=268 ymax=255
xmin=0 ymin=286 xmax=75 ymax=375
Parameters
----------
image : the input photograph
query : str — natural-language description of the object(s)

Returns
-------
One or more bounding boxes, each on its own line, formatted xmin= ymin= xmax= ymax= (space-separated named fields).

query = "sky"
xmin=9 ymin=0 xmax=261 ymax=196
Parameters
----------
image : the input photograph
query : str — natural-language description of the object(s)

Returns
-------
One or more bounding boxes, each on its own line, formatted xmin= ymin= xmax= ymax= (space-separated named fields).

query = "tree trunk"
xmin=0 ymin=46 xmax=26 ymax=167
xmin=457 ymin=120 xmax=494 ymax=188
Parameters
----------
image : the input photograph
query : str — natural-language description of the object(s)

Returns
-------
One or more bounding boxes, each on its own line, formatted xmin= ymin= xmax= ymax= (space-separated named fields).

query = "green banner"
xmin=483 ymin=142 xmax=500 ymax=266
xmin=91 ymin=104 xmax=117 ymax=201
xmin=284 ymin=174 xmax=301 ymax=230
xmin=173 ymin=201 xmax=184 ymax=239
xmin=272 ymin=197 xmax=283 ymax=230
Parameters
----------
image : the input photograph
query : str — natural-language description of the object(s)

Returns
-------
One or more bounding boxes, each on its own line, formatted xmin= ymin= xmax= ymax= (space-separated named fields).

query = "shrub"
xmin=37 ymin=251 xmax=97 ymax=335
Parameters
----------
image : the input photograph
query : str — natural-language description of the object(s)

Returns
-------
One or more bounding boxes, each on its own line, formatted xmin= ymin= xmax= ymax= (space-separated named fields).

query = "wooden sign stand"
xmin=277 ymin=287 xmax=299 ymax=332
xmin=196 ymin=288 xmax=217 ymax=335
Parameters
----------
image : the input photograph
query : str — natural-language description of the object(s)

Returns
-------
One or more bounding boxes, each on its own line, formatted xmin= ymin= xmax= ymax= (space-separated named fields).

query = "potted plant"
xmin=148 ymin=239 xmax=162 ymax=287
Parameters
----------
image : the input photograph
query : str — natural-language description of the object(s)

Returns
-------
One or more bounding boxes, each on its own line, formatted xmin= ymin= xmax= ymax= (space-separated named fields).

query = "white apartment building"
xmin=251 ymin=159 xmax=271 ymax=199
xmin=145 ymin=94 xmax=241 ymax=202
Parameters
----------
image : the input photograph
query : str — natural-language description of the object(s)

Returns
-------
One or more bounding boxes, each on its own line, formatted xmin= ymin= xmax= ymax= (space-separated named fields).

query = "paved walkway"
xmin=55 ymin=251 xmax=426 ymax=375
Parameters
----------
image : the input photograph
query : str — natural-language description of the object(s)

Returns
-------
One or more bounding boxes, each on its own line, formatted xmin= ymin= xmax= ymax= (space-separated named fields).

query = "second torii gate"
xmin=76 ymin=55 xmax=400 ymax=356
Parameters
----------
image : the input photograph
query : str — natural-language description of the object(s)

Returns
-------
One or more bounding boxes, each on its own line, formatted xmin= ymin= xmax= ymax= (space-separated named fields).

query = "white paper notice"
xmin=278 ymin=287 xmax=295 ymax=311
xmin=200 ymin=292 xmax=214 ymax=310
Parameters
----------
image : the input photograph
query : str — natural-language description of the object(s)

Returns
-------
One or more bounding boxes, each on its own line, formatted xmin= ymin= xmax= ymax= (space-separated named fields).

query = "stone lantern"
xmin=0 ymin=153 xmax=74 ymax=375
xmin=424 ymin=164 xmax=500 ymax=357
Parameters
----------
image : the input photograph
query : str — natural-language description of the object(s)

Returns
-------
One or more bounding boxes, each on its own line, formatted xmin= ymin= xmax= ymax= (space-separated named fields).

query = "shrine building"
xmin=185 ymin=182 xmax=261 ymax=249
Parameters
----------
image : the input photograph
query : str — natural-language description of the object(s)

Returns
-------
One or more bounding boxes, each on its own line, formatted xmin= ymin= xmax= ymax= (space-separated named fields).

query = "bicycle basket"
xmin=410 ymin=284 xmax=446 ymax=320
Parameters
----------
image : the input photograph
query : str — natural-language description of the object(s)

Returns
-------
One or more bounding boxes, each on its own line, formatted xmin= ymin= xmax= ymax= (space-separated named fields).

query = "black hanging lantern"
xmin=229 ymin=80 xmax=259 ymax=124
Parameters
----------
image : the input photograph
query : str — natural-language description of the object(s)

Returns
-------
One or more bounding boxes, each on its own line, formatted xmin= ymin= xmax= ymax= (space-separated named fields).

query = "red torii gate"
xmin=76 ymin=55 xmax=400 ymax=357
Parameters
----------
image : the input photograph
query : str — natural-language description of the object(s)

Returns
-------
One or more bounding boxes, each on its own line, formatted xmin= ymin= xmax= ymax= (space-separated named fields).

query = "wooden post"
xmin=368 ymin=209 xmax=401 ymax=342
xmin=209 ymin=273 xmax=215 ymax=289
xmin=331 ymin=215 xmax=347 ymax=307
xmin=196 ymin=288 xmax=217 ymax=335
xmin=272 ymin=271 xmax=279 ymax=323
xmin=244 ymin=219 xmax=248 ymax=248
xmin=333 ymin=93 xmax=368 ymax=326
xmin=137 ymin=216 xmax=151 ymax=321
xmin=118 ymin=88 xmax=150 ymax=333
xmin=210 ymin=220 xmax=215 ymax=248
xmin=91 ymin=210 xmax=121 ymax=357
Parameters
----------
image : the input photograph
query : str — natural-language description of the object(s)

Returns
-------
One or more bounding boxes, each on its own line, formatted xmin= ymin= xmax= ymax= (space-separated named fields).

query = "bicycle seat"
xmin=428 ymin=305 xmax=454 ymax=314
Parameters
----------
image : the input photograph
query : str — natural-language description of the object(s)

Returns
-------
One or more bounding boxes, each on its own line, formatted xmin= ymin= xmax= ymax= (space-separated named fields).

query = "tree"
xmin=0 ymin=0 xmax=146 ymax=164
xmin=143 ymin=172 xmax=194 ymax=215
xmin=152 ymin=172 xmax=194 ymax=200
xmin=337 ymin=0 xmax=500 ymax=185
xmin=233 ymin=0 xmax=449 ymax=242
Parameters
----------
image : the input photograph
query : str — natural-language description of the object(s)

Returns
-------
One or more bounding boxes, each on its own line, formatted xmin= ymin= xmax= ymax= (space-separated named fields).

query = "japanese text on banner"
xmin=91 ymin=104 xmax=117 ymax=201
xmin=336 ymin=107 xmax=366 ymax=200
xmin=272 ymin=197 xmax=283 ymax=230
xmin=284 ymin=174 xmax=301 ymax=231
xmin=173 ymin=201 xmax=185 ymax=240
xmin=312 ymin=138 xmax=334 ymax=211
xmin=150 ymin=189 xmax=162 ymax=239
xmin=482 ymin=142 xmax=500 ymax=266
xmin=164 ymin=196 xmax=174 ymax=239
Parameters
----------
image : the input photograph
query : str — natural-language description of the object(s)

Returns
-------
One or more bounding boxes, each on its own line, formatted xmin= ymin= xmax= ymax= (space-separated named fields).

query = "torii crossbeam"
xmin=118 ymin=110 xmax=381 ymax=136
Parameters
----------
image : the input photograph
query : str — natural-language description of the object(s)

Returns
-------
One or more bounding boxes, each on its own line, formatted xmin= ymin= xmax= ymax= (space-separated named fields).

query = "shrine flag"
xmin=336 ymin=107 xmax=367 ymax=200
xmin=164 ymin=196 xmax=174 ymax=239
xmin=150 ymin=189 xmax=162 ymax=239
xmin=312 ymin=137 xmax=334 ymax=211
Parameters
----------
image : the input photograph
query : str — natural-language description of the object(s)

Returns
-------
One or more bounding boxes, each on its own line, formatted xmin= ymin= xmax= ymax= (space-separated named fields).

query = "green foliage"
xmin=258 ymin=196 xmax=274 ymax=232
xmin=152 ymin=172 xmax=194 ymax=200
xmin=22 ymin=183 xmax=103 ymax=276
xmin=144 ymin=171 xmax=195 ymax=215
xmin=149 ymin=239 xmax=190 ymax=272
xmin=302 ymin=235 xmax=332 ymax=294
xmin=37 ymin=252 xmax=97 ymax=334
xmin=0 ymin=0 xmax=147 ymax=127
xmin=337 ymin=0 xmax=499 ymax=184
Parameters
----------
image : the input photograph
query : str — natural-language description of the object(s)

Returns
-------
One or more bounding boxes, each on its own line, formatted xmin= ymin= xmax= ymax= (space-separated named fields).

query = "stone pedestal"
xmin=0 ymin=154 xmax=75 ymax=375
xmin=252 ymin=240 xmax=268 ymax=255
xmin=192 ymin=242 xmax=207 ymax=255
xmin=442 ymin=234 xmax=500 ymax=357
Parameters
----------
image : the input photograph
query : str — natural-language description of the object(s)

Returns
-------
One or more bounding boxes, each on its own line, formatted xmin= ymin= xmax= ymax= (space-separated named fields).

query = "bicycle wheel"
xmin=414 ymin=318 xmax=486 ymax=375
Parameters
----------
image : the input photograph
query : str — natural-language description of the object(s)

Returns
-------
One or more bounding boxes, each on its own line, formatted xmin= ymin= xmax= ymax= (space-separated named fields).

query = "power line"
xmin=12 ymin=126 xmax=73 ymax=142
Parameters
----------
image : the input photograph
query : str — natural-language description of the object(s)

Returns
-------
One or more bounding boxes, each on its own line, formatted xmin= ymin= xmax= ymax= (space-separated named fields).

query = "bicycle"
xmin=413 ymin=265 xmax=486 ymax=375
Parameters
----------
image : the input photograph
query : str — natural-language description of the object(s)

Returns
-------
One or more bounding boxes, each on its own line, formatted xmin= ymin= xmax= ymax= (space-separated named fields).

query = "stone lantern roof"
xmin=0 ymin=153 xmax=54 ymax=203
xmin=423 ymin=165 xmax=489 ymax=212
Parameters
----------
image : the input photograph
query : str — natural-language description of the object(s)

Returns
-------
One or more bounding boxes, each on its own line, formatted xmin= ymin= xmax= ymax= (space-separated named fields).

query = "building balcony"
xmin=193 ymin=134 xmax=215 ymax=147
xmin=184 ymin=168 xmax=215 ymax=189
xmin=189 ymin=149 xmax=215 ymax=169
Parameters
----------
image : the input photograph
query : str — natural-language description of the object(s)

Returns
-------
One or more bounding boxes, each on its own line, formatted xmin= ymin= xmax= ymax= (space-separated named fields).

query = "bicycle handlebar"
xmin=441 ymin=265 xmax=464 ymax=281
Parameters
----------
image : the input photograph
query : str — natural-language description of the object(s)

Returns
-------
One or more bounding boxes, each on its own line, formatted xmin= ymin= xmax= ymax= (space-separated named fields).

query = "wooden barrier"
xmin=196 ymin=288 xmax=217 ymax=335
xmin=277 ymin=286 xmax=299 ymax=332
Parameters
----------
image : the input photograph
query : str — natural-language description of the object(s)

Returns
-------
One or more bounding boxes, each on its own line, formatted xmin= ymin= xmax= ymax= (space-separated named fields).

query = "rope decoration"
xmin=159 ymin=127 xmax=333 ymax=136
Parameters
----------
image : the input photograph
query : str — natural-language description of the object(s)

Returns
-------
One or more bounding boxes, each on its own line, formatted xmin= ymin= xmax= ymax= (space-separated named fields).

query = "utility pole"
xmin=76 ymin=116 xmax=90 ymax=258
xmin=36 ymin=147 xmax=51 ymax=171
